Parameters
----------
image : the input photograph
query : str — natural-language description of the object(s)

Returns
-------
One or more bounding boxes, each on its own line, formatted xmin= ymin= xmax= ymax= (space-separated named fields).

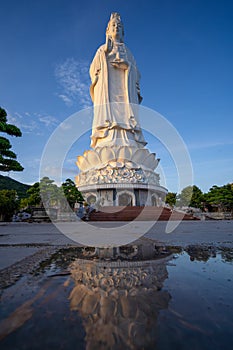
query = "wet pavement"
xmin=0 ymin=221 xmax=233 ymax=270
xmin=0 ymin=222 xmax=233 ymax=349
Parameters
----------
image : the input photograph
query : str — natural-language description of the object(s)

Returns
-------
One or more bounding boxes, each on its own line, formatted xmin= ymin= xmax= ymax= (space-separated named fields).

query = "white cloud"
xmin=55 ymin=58 xmax=92 ymax=108
xmin=8 ymin=112 xmax=37 ymax=133
xmin=38 ymin=115 xmax=59 ymax=127
xmin=58 ymin=94 xmax=73 ymax=106
xmin=59 ymin=121 xmax=72 ymax=130
xmin=7 ymin=111 xmax=59 ymax=134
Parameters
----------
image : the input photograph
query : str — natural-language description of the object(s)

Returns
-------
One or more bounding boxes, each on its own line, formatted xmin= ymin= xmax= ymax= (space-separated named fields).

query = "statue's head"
xmin=106 ymin=12 xmax=124 ymax=42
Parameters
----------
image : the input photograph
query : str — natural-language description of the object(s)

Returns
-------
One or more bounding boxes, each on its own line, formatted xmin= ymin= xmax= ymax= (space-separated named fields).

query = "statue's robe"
xmin=89 ymin=43 xmax=146 ymax=148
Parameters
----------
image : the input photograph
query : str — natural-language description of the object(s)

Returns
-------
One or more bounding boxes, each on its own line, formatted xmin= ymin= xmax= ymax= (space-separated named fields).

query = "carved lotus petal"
xmin=117 ymin=146 xmax=133 ymax=162
xmin=75 ymin=175 xmax=80 ymax=186
xmin=120 ymin=295 xmax=137 ymax=319
xmin=86 ymin=150 xmax=101 ymax=168
xmin=76 ymin=155 xmax=90 ymax=172
xmin=109 ymin=161 xmax=124 ymax=168
xmin=143 ymin=153 xmax=158 ymax=170
xmin=69 ymin=284 xmax=87 ymax=310
xmin=99 ymin=297 xmax=116 ymax=324
xmin=100 ymin=147 xmax=116 ymax=163
xmin=132 ymin=148 xmax=150 ymax=163
xmin=125 ymin=161 xmax=140 ymax=169
xmin=154 ymin=158 xmax=160 ymax=169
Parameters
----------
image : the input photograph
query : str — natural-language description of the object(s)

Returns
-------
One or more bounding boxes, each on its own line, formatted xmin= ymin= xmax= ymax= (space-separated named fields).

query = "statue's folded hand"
xmin=111 ymin=59 xmax=129 ymax=70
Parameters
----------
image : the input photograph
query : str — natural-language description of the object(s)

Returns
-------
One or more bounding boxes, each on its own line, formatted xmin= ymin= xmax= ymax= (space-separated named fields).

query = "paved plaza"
xmin=0 ymin=220 xmax=233 ymax=270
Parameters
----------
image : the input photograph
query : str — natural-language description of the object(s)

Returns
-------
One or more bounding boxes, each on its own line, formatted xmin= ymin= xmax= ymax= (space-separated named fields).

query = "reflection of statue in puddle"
xmin=68 ymin=242 xmax=171 ymax=349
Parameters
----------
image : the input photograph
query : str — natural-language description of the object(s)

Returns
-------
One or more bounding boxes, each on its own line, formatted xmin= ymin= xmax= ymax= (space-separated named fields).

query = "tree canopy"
xmin=39 ymin=176 xmax=61 ymax=207
xmin=26 ymin=182 xmax=41 ymax=206
xmin=165 ymin=192 xmax=177 ymax=207
xmin=61 ymin=178 xmax=84 ymax=208
xmin=204 ymin=184 xmax=233 ymax=212
xmin=0 ymin=189 xmax=19 ymax=221
xmin=0 ymin=107 xmax=24 ymax=172
xmin=177 ymin=185 xmax=203 ymax=208
xmin=20 ymin=177 xmax=84 ymax=210
xmin=174 ymin=183 xmax=233 ymax=213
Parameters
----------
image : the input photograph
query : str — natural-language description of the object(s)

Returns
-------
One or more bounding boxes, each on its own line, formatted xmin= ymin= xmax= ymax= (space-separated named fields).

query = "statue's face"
xmin=108 ymin=19 xmax=123 ymax=40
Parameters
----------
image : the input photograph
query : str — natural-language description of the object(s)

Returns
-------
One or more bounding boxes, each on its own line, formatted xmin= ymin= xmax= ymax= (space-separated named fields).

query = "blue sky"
xmin=1 ymin=0 xmax=232 ymax=193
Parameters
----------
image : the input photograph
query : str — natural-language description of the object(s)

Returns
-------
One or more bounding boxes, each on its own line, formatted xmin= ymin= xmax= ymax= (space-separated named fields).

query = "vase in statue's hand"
xmin=111 ymin=52 xmax=129 ymax=70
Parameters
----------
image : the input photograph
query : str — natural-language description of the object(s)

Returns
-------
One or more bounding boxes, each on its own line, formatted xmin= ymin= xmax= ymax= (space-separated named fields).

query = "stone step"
xmin=89 ymin=206 xmax=199 ymax=221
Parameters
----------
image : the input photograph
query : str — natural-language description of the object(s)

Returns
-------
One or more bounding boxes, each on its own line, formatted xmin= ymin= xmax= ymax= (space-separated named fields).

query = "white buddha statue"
xmin=89 ymin=13 xmax=146 ymax=149
xmin=76 ymin=13 xmax=162 ymax=195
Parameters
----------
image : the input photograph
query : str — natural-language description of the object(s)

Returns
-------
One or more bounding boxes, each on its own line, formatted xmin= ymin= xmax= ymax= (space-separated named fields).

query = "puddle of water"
xmin=0 ymin=274 xmax=85 ymax=349
xmin=0 ymin=244 xmax=233 ymax=350
xmin=157 ymin=252 xmax=233 ymax=350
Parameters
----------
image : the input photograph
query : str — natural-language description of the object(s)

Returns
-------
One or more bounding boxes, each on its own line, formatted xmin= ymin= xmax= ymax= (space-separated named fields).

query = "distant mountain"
xmin=0 ymin=175 xmax=30 ymax=198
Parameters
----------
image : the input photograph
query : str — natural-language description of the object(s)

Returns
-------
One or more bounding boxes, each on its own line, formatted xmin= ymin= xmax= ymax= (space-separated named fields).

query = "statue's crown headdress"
xmin=106 ymin=12 xmax=124 ymax=38
xmin=110 ymin=12 xmax=121 ymax=22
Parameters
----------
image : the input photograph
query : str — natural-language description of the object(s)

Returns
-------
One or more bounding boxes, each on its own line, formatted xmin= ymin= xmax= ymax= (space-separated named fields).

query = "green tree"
xmin=20 ymin=177 xmax=61 ymax=209
xmin=62 ymin=178 xmax=84 ymax=208
xmin=0 ymin=107 xmax=24 ymax=172
xmin=204 ymin=184 xmax=233 ymax=212
xmin=165 ymin=192 xmax=177 ymax=207
xmin=189 ymin=185 xmax=203 ymax=208
xmin=20 ymin=177 xmax=84 ymax=211
xmin=26 ymin=182 xmax=41 ymax=206
xmin=177 ymin=185 xmax=203 ymax=208
xmin=19 ymin=182 xmax=41 ymax=210
xmin=0 ymin=189 xmax=18 ymax=221
xmin=39 ymin=176 xmax=61 ymax=207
